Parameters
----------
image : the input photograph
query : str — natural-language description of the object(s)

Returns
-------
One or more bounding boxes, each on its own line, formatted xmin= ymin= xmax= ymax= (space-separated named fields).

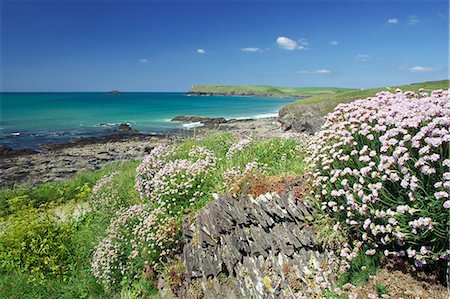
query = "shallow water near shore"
xmin=0 ymin=92 xmax=292 ymax=149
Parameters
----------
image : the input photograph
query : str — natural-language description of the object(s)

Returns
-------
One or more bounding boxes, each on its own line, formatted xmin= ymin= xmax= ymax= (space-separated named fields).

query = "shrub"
xmin=136 ymin=144 xmax=217 ymax=213
xmin=91 ymin=171 xmax=130 ymax=214
xmin=308 ymin=89 xmax=450 ymax=266
xmin=0 ymin=207 xmax=75 ymax=284
xmin=91 ymin=205 xmax=180 ymax=288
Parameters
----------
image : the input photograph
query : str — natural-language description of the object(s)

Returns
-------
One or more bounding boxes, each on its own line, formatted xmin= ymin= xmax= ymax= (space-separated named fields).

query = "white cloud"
xmin=408 ymin=66 xmax=440 ymax=73
xmin=276 ymin=36 xmax=308 ymax=50
xmin=315 ymin=69 xmax=331 ymax=74
xmin=356 ymin=54 xmax=372 ymax=62
xmin=197 ymin=48 xmax=206 ymax=54
xmin=329 ymin=40 xmax=338 ymax=46
xmin=297 ymin=69 xmax=331 ymax=74
xmin=139 ymin=59 xmax=148 ymax=63
xmin=387 ymin=18 xmax=399 ymax=24
xmin=276 ymin=36 xmax=298 ymax=50
xmin=241 ymin=47 xmax=263 ymax=53
xmin=407 ymin=15 xmax=419 ymax=25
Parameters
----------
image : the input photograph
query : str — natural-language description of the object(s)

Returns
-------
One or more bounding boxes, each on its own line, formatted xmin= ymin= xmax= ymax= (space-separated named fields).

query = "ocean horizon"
xmin=0 ymin=92 xmax=293 ymax=149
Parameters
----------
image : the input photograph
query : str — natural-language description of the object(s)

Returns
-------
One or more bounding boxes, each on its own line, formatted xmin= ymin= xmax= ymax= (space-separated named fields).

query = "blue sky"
xmin=1 ymin=0 xmax=448 ymax=91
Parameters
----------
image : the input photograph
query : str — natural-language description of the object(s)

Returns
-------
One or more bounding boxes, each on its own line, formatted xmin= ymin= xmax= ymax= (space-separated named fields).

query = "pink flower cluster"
xmin=92 ymin=171 xmax=121 ymax=195
xmin=91 ymin=204 xmax=178 ymax=287
xmin=226 ymin=137 xmax=252 ymax=159
xmin=92 ymin=171 xmax=125 ymax=213
xmin=135 ymin=144 xmax=176 ymax=199
xmin=136 ymin=145 xmax=216 ymax=212
xmin=308 ymin=88 xmax=450 ymax=263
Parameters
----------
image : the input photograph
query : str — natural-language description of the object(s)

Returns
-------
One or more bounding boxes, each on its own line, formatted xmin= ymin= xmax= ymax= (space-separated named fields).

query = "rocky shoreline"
xmin=0 ymin=117 xmax=289 ymax=188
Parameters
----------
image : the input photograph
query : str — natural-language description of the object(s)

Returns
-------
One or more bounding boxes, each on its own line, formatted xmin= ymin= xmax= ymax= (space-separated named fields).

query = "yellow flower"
xmin=263 ymin=276 xmax=272 ymax=292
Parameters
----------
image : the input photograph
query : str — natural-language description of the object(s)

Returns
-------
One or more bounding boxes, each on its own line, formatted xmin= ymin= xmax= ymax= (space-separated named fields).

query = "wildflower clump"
xmin=91 ymin=204 xmax=179 ymax=288
xmin=226 ymin=136 xmax=252 ymax=159
xmin=223 ymin=161 xmax=267 ymax=194
xmin=308 ymin=89 xmax=450 ymax=265
xmin=136 ymin=145 xmax=216 ymax=213
xmin=92 ymin=171 xmax=124 ymax=213
xmin=92 ymin=171 xmax=121 ymax=195
xmin=135 ymin=145 xmax=177 ymax=199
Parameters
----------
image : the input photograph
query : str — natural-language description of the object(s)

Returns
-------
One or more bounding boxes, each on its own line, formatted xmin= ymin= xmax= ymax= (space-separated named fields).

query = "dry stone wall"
xmin=174 ymin=192 xmax=335 ymax=298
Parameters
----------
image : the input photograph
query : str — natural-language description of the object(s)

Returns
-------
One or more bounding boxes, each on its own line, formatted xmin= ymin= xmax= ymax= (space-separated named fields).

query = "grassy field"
xmin=190 ymin=85 xmax=355 ymax=98
xmin=282 ymin=79 xmax=450 ymax=117
xmin=0 ymin=133 xmax=308 ymax=298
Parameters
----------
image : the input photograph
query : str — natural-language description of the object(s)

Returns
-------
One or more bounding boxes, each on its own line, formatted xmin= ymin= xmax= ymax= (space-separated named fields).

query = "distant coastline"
xmin=186 ymin=90 xmax=303 ymax=100
xmin=187 ymin=84 xmax=353 ymax=99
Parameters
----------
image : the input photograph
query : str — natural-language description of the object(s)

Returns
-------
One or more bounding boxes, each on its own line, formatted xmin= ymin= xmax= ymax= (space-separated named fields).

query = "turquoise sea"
xmin=0 ymin=92 xmax=293 ymax=149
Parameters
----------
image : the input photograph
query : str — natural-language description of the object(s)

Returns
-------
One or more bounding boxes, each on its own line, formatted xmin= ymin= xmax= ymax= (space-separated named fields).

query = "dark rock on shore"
xmin=115 ymin=123 xmax=138 ymax=132
xmin=0 ymin=134 xmax=185 ymax=188
xmin=173 ymin=192 xmax=334 ymax=298
xmin=278 ymin=105 xmax=324 ymax=134
xmin=171 ymin=116 xmax=228 ymax=124
xmin=39 ymin=133 xmax=155 ymax=151
xmin=0 ymin=145 xmax=38 ymax=158
xmin=171 ymin=115 xmax=265 ymax=126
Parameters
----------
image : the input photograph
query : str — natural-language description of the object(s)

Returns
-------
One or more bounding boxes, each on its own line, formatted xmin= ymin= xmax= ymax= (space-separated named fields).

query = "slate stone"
xmin=179 ymin=191 xmax=334 ymax=299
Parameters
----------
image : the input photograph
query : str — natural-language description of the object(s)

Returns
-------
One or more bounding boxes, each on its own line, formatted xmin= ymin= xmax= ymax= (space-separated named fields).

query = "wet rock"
xmin=0 ymin=135 xmax=184 ymax=188
xmin=115 ymin=123 xmax=138 ymax=132
xmin=0 ymin=145 xmax=38 ymax=158
xmin=171 ymin=116 xmax=227 ymax=125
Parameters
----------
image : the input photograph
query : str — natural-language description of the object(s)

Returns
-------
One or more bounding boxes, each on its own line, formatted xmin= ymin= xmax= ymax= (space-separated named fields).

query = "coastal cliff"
xmin=187 ymin=85 xmax=350 ymax=99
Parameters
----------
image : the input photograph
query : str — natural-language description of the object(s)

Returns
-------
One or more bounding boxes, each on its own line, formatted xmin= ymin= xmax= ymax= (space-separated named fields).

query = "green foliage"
xmin=0 ymin=207 xmax=75 ymax=284
xmin=230 ymin=138 xmax=306 ymax=175
xmin=0 ymin=160 xmax=140 ymax=297
xmin=375 ymin=283 xmax=389 ymax=296
xmin=91 ymin=161 xmax=141 ymax=215
xmin=338 ymin=249 xmax=382 ymax=286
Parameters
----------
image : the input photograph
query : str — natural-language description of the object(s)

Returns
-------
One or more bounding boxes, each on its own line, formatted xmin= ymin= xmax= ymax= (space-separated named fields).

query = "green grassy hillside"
xmin=283 ymin=79 xmax=449 ymax=117
xmin=190 ymin=85 xmax=355 ymax=98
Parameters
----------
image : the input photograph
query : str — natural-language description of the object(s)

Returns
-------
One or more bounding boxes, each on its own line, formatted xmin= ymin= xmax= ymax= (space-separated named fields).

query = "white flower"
xmin=435 ymin=191 xmax=449 ymax=199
